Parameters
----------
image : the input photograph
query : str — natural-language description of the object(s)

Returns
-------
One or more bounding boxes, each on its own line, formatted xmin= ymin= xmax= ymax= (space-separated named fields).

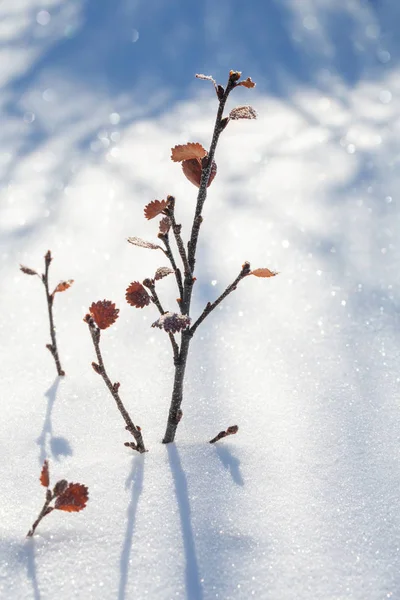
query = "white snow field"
xmin=1 ymin=1 xmax=400 ymax=599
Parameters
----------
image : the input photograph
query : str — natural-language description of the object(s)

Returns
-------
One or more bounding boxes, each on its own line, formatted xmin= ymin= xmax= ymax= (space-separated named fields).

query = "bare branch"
xmin=84 ymin=316 xmax=146 ymax=453
xmin=189 ymin=262 xmax=251 ymax=337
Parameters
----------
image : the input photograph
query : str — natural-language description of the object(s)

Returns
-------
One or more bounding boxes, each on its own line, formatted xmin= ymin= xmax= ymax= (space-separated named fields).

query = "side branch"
xmin=165 ymin=196 xmax=192 ymax=279
xmin=84 ymin=316 xmax=146 ymax=453
xmin=43 ymin=251 xmax=65 ymax=376
xmin=190 ymin=262 xmax=251 ymax=336
xmin=159 ymin=233 xmax=184 ymax=301
xmin=187 ymin=73 xmax=238 ymax=274
xmin=143 ymin=279 xmax=180 ymax=364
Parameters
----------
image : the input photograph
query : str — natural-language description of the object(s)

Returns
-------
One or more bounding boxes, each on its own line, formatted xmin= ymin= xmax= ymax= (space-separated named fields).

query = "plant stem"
xmin=27 ymin=490 xmax=54 ymax=537
xmin=163 ymin=73 xmax=238 ymax=444
xmin=42 ymin=251 xmax=65 ymax=376
xmin=159 ymin=233 xmax=184 ymax=301
xmin=190 ymin=263 xmax=251 ymax=336
xmin=86 ymin=318 xmax=146 ymax=453
xmin=144 ymin=279 xmax=179 ymax=364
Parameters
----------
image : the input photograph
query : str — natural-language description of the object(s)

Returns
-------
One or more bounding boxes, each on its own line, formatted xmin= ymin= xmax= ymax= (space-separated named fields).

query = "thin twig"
xmin=165 ymin=196 xmax=192 ymax=279
xmin=27 ymin=490 xmax=54 ymax=537
xmin=143 ymin=279 xmax=179 ymax=364
xmin=190 ymin=262 xmax=251 ymax=337
xmin=85 ymin=317 xmax=146 ymax=453
xmin=42 ymin=251 xmax=65 ymax=376
xmin=209 ymin=425 xmax=239 ymax=444
xmin=159 ymin=233 xmax=184 ymax=301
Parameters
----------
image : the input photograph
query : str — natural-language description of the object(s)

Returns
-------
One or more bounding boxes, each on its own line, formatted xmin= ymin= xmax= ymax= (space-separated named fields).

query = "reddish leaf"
xmin=154 ymin=267 xmax=174 ymax=281
xmin=251 ymin=268 xmax=278 ymax=278
xmin=171 ymin=143 xmax=207 ymax=163
xmin=54 ymin=483 xmax=89 ymax=512
xmin=20 ymin=265 xmax=38 ymax=276
xmin=237 ymin=77 xmax=256 ymax=89
xmin=181 ymin=158 xmax=217 ymax=188
xmin=127 ymin=237 xmax=162 ymax=251
xmin=144 ymin=199 xmax=168 ymax=220
xmin=159 ymin=217 xmax=171 ymax=235
xmin=152 ymin=312 xmax=191 ymax=334
xmin=229 ymin=106 xmax=257 ymax=120
xmin=126 ymin=282 xmax=151 ymax=308
xmin=40 ymin=460 xmax=50 ymax=488
xmin=89 ymin=300 xmax=120 ymax=329
xmin=53 ymin=279 xmax=74 ymax=295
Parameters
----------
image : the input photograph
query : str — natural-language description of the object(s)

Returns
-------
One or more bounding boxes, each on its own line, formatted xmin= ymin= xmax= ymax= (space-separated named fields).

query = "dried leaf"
xmin=229 ymin=105 xmax=257 ymax=120
xmin=20 ymin=265 xmax=38 ymax=276
xmin=127 ymin=237 xmax=162 ymax=251
xmin=237 ymin=77 xmax=256 ymax=89
xmin=181 ymin=158 xmax=217 ymax=188
xmin=171 ymin=143 xmax=207 ymax=163
xmin=144 ymin=199 xmax=168 ymax=220
xmin=195 ymin=73 xmax=217 ymax=85
xmin=126 ymin=282 xmax=151 ymax=308
xmin=89 ymin=300 xmax=120 ymax=329
xmin=251 ymin=268 xmax=278 ymax=278
xmin=159 ymin=217 xmax=171 ymax=235
xmin=151 ymin=312 xmax=191 ymax=334
xmin=40 ymin=460 xmax=50 ymax=488
xmin=54 ymin=483 xmax=89 ymax=512
xmin=53 ymin=479 xmax=68 ymax=496
xmin=154 ymin=267 xmax=174 ymax=281
xmin=53 ymin=279 xmax=74 ymax=295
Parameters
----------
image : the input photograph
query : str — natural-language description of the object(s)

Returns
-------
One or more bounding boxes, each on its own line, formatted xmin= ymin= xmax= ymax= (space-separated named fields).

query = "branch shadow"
xmin=36 ymin=376 xmax=72 ymax=465
xmin=167 ymin=444 xmax=203 ymax=600
xmin=118 ymin=455 xmax=144 ymax=600
xmin=214 ymin=445 xmax=244 ymax=487
xmin=19 ymin=540 xmax=41 ymax=600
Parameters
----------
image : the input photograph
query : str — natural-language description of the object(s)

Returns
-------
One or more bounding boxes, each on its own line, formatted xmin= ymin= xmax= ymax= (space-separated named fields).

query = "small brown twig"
xmin=84 ymin=315 xmax=146 ymax=453
xmin=209 ymin=425 xmax=239 ymax=444
xmin=158 ymin=232 xmax=184 ymax=302
xmin=165 ymin=196 xmax=192 ymax=280
xmin=43 ymin=251 xmax=65 ymax=376
xmin=20 ymin=250 xmax=73 ymax=376
xmin=190 ymin=262 xmax=251 ymax=337
xmin=143 ymin=279 xmax=179 ymax=364
xmin=27 ymin=489 xmax=54 ymax=537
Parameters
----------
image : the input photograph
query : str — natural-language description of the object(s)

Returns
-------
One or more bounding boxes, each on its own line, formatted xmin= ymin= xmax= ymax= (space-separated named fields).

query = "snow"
xmin=2 ymin=1 xmax=400 ymax=598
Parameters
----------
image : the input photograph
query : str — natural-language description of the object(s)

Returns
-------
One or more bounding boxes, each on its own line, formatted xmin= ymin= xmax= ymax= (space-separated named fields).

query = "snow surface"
xmin=1 ymin=1 xmax=400 ymax=599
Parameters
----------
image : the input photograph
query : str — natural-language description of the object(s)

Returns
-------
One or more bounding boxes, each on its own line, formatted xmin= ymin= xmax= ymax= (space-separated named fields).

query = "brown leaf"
xmin=89 ymin=300 xmax=120 ymax=329
xmin=159 ymin=217 xmax=171 ymax=235
xmin=181 ymin=158 xmax=217 ymax=188
xmin=251 ymin=268 xmax=278 ymax=278
xmin=229 ymin=106 xmax=257 ymax=120
xmin=171 ymin=143 xmax=207 ymax=163
xmin=127 ymin=237 xmax=162 ymax=251
xmin=53 ymin=279 xmax=74 ymax=295
xmin=151 ymin=312 xmax=191 ymax=334
xmin=154 ymin=267 xmax=174 ymax=281
xmin=237 ymin=77 xmax=256 ymax=88
xmin=40 ymin=460 xmax=50 ymax=488
xmin=20 ymin=265 xmax=38 ymax=276
xmin=144 ymin=199 xmax=168 ymax=220
xmin=126 ymin=282 xmax=151 ymax=308
xmin=53 ymin=479 xmax=68 ymax=496
xmin=54 ymin=483 xmax=89 ymax=512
